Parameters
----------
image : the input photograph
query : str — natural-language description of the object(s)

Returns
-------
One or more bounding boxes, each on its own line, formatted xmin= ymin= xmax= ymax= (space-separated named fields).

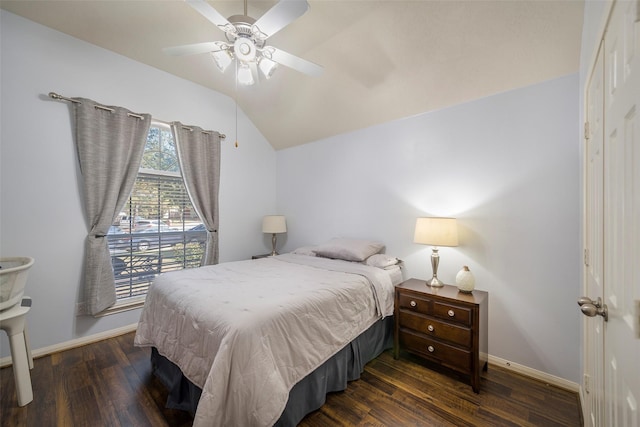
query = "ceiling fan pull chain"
xmin=235 ymin=60 xmax=239 ymax=148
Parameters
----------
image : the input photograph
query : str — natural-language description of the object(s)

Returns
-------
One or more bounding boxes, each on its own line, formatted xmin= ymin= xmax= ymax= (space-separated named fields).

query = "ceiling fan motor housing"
xmin=225 ymin=15 xmax=267 ymax=63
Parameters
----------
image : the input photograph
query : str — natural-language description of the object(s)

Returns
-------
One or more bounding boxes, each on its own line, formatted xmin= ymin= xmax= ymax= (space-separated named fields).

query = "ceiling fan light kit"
xmin=166 ymin=0 xmax=323 ymax=86
xmin=259 ymin=57 xmax=278 ymax=79
xmin=211 ymin=48 xmax=233 ymax=72
xmin=237 ymin=63 xmax=255 ymax=85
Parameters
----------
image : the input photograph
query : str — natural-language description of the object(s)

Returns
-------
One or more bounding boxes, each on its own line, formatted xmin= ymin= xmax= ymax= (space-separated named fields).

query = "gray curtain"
xmin=73 ymin=98 xmax=151 ymax=315
xmin=171 ymin=122 xmax=221 ymax=265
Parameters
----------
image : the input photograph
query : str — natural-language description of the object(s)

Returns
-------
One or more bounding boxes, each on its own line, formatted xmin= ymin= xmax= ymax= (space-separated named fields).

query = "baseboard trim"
xmin=0 ymin=323 xmax=138 ymax=368
xmin=2 ymin=324 xmax=581 ymax=395
xmin=488 ymin=354 xmax=580 ymax=393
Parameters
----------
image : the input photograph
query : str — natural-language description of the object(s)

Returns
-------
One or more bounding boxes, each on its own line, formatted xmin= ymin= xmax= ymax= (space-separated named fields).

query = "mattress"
xmin=134 ymin=253 xmax=399 ymax=426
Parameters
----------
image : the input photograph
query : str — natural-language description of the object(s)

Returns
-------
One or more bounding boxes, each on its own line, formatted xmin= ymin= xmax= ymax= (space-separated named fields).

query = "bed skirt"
xmin=150 ymin=315 xmax=394 ymax=426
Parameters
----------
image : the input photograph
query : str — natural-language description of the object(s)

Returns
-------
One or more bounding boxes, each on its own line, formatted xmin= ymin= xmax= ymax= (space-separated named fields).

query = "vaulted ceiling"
xmin=1 ymin=1 xmax=584 ymax=150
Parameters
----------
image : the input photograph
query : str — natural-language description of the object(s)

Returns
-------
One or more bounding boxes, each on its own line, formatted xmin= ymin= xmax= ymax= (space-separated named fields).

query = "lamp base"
xmin=427 ymin=276 xmax=445 ymax=287
xmin=270 ymin=233 xmax=278 ymax=256
xmin=426 ymin=247 xmax=444 ymax=287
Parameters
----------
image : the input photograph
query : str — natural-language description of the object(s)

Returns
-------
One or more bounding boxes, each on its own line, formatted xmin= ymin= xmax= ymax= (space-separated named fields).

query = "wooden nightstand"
xmin=394 ymin=278 xmax=488 ymax=393
xmin=251 ymin=253 xmax=271 ymax=259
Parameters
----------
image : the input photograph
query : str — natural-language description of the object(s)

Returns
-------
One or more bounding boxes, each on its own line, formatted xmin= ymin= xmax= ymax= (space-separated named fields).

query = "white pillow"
xmin=365 ymin=254 xmax=400 ymax=269
xmin=314 ymin=238 xmax=384 ymax=262
xmin=291 ymin=246 xmax=317 ymax=256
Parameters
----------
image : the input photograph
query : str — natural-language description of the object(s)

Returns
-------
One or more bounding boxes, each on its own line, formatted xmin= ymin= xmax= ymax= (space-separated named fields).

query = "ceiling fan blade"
xmin=185 ymin=0 xmax=233 ymax=33
xmin=163 ymin=42 xmax=224 ymax=56
xmin=253 ymin=0 xmax=309 ymax=39
xmin=269 ymin=47 xmax=323 ymax=77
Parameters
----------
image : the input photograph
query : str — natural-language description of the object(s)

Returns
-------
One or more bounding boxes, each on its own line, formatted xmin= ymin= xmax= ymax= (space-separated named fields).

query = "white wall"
xmin=277 ymin=74 xmax=582 ymax=382
xmin=0 ymin=11 xmax=277 ymax=358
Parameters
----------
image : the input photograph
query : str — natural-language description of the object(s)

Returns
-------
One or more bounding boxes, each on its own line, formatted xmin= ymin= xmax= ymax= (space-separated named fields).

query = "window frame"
xmin=102 ymin=121 xmax=205 ymax=315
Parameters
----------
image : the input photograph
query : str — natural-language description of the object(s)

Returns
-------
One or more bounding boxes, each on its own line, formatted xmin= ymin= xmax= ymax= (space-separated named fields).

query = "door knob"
xmin=579 ymin=296 xmax=608 ymax=321
xmin=577 ymin=296 xmax=595 ymax=306
xmin=577 ymin=296 xmax=602 ymax=308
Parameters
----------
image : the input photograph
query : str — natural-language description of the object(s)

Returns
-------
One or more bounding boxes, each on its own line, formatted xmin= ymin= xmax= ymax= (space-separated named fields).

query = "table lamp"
xmin=262 ymin=215 xmax=287 ymax=256
xmin=414 ymin=217 xmax=458 ymax=287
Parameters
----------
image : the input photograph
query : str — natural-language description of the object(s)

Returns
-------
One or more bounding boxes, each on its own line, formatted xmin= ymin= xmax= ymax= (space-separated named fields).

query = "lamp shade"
xmin=211 ymin=50 xmax=232 ymax=72
xmin=259 ymin=57 xmax=278 ymax=79
xmin=414 ymin=217 xmax=458 ymax=247
xmin=262 ymin=215 xmax=287 ymax=234
xmin=237 ymin=63 xmax=255 ymax=86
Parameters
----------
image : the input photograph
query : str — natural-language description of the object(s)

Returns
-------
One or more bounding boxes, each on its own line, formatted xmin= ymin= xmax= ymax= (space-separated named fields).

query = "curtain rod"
xmin=48 ymin=92 xmax=226 ymax=140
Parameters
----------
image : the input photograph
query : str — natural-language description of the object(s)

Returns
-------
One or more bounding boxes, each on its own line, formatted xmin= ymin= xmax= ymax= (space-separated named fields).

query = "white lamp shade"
xmin=211 ymin=50 xmax=232 ymax=72
xmin=414 ymin=217 xmax=458 ymax=247
xmin=262 ymin=215 xmax=287 ymax=234
xmin=259 ymin=57 xmax=278 ymax=79
xmin=237 ymin=63 xmax=255 ymax=85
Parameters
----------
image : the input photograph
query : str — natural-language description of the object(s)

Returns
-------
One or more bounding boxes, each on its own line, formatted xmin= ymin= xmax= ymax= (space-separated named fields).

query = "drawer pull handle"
xmin=410 ymin=300 xmax=417 ymax=307
xmin=427 ymin=324 xmax=434 ymax=332
xmin=448 ymin=309 xmax=455 ymax=317
xmin=427 ymin=345 xmax=435 ymax=353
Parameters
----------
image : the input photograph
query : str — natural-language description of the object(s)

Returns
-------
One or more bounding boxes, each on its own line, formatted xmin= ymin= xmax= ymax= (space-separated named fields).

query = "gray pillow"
xmin=314 ymin=238 xmax=384 ymax=262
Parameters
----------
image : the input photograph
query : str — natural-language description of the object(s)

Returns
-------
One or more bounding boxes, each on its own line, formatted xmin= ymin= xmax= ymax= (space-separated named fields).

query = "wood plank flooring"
xmin=0 ymin=332 xmax=582 ymax=426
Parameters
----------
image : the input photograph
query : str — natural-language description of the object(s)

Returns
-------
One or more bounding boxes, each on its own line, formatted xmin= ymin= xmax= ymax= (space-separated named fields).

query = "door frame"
xmin=581 ymin=0 xmax=615 ymax=422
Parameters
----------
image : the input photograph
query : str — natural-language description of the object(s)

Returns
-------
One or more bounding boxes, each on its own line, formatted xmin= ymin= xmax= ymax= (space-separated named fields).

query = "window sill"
xmin=95 ymin=296 xmax=146 ymax=317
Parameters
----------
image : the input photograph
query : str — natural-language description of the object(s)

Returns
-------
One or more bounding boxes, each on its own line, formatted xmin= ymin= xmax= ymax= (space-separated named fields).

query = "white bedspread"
xmin=134 ymin=254 xmax=395 ymax=427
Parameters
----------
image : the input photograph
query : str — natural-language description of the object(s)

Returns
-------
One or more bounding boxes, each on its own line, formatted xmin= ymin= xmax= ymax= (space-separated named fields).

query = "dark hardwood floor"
xmin=0 ymin=332 xmax=582 ymax=426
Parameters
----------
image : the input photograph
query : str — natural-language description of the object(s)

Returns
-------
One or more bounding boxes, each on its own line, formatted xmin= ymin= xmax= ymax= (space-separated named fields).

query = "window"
xmin=107 ymin=122 xmax=205 ymax=300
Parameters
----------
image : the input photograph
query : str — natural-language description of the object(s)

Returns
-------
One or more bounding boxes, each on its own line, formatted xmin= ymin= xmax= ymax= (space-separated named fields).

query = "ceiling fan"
xmin=165 ymin=0 xmax=323 ymax=85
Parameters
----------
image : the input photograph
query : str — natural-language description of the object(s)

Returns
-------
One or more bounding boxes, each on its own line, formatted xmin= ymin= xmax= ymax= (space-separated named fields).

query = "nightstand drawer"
xmin=433 ymin=301 xmax=472 ymax=326
xmin=399 ymin=329 xmax=472 ymax=372
xmin=398 ymin=293 xmax=432 ymax=316
xmin=398 ymin=310 xmax=472 ymax=348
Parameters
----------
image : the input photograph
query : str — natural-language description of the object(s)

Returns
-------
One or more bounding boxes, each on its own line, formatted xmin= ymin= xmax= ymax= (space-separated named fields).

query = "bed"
xmin=134 ymin=240 xmax=402 ymax=427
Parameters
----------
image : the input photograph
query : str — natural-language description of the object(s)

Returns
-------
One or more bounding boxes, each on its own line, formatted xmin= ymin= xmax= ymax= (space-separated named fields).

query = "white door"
xmin=584 ymin=41 xmax=606 ymax=427
xmin=583 ymin=1 xmax=640 ymax=426
xmin=603 ymin=1 xmax=640 ymax=425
